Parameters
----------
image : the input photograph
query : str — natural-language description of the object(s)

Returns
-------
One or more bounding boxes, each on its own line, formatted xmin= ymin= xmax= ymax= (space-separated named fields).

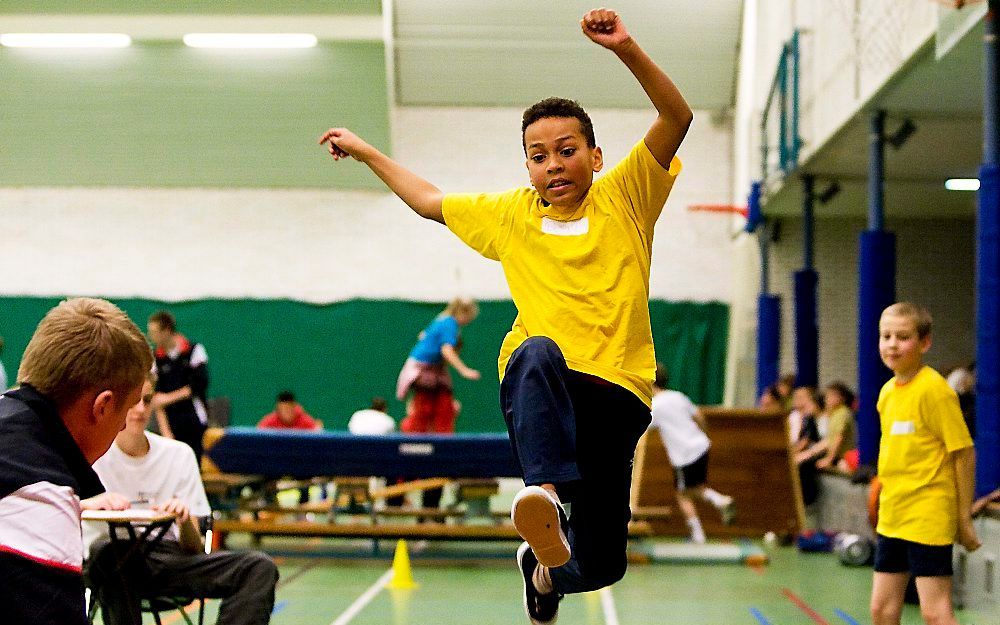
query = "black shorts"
xmin=874 ymin=534 xmax=953 ymax=577
xmin=675 ymin=450 xmax=709 ymax=491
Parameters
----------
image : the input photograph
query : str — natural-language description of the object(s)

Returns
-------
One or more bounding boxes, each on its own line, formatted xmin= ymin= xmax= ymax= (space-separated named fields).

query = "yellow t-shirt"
xmin=442 ymin=140 xmax=680 ymax=406
xmin=876 ymin=366 xmax=973 ymax=545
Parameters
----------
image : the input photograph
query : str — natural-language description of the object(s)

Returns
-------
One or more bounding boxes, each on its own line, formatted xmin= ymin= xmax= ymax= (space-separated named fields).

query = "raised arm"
xmin=581 ymin=8 xmax=693 ymax=168
xmin=319 ymin=128 xmax=445 ymax=223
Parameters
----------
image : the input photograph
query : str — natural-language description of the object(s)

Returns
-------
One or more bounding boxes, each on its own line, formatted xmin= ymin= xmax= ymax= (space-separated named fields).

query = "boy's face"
xmin=277 ymin=400 xmax=297 ymax=423
xmin=823 ymin=388 xmax=843 ymax=409
xmin=122 ymin=380 xmax=154 ymax=436
xmin=524 ymin=116 xmax=603 ymax=208
xmin=791 ymin=388 xmax=816 ymax=414
xmin=147 ymin=321 xmax=170 ymax=348
xmin=86 ymin=381 xmax=144 ymax=462
xmin=879 ymin=313 xmax=930 ymax=375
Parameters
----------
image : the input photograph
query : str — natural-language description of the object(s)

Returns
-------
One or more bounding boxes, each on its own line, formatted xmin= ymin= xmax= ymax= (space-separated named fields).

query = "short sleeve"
xmin=597 ymin=140 xmax=681 ymax=235
xmin=442 ymin=191 xmax=515 ymax=261
xmin=438 ymin=317 xmax=460 ymax=347
xmin=924 ymin=386 xmax=973 ymax=453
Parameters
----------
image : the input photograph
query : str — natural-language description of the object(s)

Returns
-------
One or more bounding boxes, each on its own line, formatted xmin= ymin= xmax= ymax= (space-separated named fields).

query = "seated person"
xmin=757 ymin=384 xmax=783 ymax=412
xmin=790 ymin=385 xmax=822 ymax=506
xmin=82 ymin=375 xmax=278 ymax=625
xmin=348 ymin=396 xmax=396 ymax=435
xmin=257 ymin=391 xmax=321 ymax=430
xmin=257 ymin=391 xmax=323 ymax=505
xmin=800 ymin=382 xmax=856 ymax=472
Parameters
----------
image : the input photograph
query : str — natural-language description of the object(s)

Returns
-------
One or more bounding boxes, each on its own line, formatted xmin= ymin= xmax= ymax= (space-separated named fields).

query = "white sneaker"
xmin=511 ymin=486 xmax=570 ymax=568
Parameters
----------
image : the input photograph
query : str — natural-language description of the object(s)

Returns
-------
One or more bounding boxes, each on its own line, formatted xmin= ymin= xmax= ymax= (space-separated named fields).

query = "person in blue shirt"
xmin=396 ymin=298 xmax=480 ymax=435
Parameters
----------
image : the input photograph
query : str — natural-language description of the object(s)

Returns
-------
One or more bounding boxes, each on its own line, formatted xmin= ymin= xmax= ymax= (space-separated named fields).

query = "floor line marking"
xmin=599 ymin=586 xmax=620 ymax=625
xmin=329 ymin=569 xmax=394 ymax=625
xmin=834 ymin=608 xmax=862 ymax=625
xmin=781 ymin=587 xmax=831 ymax=625
xmin=750 ymin=607 xmax=773 ymax=625
xmin=277 ymin=561 xmax=320 ymax=590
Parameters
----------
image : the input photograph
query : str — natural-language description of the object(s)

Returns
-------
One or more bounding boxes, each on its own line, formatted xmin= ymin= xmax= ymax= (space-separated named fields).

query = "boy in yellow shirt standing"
xmin=871 ymin=302 xmax=980 ymax=625
xmin=320 ymin=7 xmax=690 ymax=624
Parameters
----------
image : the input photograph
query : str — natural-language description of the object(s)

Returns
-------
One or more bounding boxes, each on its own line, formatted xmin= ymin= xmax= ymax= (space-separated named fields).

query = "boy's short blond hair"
xmin=18 ymin=298 xmax=153 ymax=408
xmin=881 ymin=302 xmax=933 ymax=339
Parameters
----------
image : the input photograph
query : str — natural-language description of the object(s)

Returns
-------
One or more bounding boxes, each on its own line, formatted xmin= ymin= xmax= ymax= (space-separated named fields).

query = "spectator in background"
xmin=791 ymin=386 xmax=822 ymax=506
xmin=800 ymin=382 xmax=857 ymax=472
xmin=257 ymin=391 xmax=321 ymax=431
xmin=147 ymin=311 xmax=210 ymax=463
xmin=348 ymin=396 xmax=396 ymax=435
xmin=257 ymin=391 xmax=321 ymax=505
xmin=776 ymin=373 xmax=796 ymax=410
xmin=757 ymin=384 xmax=783 ymax=412
xmin=0 ymin=336 xmax=7 ymax=391
xmin=946 ymin=362 xmax=976 ymax=439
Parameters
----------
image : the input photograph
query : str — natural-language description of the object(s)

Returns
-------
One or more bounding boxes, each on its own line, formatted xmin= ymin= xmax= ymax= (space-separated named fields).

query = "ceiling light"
xmin=182 ymin=33 xmax=318 ymax=49
xmin=945 ymin=178 xmax=980 ymax=191
xmin=0 ymin=33 xmax=131 ymax=48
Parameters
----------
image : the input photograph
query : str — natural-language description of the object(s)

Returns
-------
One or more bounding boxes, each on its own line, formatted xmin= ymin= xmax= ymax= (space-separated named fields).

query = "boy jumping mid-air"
xmin=320 ymin=8 xmax=691 ymax=624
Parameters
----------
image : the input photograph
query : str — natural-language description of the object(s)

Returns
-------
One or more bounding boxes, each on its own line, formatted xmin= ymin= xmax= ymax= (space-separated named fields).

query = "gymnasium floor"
xmin=106 ymin=539 xmax=989 ymax=625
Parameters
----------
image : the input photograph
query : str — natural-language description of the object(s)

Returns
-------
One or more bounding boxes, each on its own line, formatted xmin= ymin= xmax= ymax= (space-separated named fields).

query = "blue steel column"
xmin=795 ymin=175 xmax=819 ymax=387
xmin=753 ymin=182 xmax=781 ymax=401
xmin=976 ymin=0 xmax=1000 ymax=497
xmin=857 ymin=110 xmax=897 ymax=468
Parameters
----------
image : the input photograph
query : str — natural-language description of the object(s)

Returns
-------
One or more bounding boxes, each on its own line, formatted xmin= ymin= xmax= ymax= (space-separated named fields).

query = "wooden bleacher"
xmin=213 ymin=519 xmax=654 ymax=543
xmin=631 ymin=407 xmax=804 ymax=538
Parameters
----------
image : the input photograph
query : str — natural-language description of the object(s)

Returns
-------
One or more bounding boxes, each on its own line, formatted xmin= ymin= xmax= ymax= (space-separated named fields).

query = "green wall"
xmin=0 ymin=41 xmax=389 ymax=188
xmin=1 ymin=1 xmax=382 ymax=15
xmin=0 ymin=297 xmax=728 ymax=431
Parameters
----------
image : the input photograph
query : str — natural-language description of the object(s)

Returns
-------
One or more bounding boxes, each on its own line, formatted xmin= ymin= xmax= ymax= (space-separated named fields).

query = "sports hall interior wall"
xmin=768 ymin=216 xmax=975 ymax=388
xmin=0 ymin=297 xmax=728 ymax=431
xmin=1 ymin=32 xmax=739 ymax=415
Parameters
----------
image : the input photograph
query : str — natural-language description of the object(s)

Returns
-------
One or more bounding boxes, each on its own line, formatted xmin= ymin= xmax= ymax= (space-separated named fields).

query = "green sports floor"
xmin=102 ymin=539 xmax=990 ymax=625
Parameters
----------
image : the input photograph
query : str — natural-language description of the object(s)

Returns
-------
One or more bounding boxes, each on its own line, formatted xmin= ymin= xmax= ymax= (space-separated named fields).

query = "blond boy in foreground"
xmin=871 ymin=302 xmax=980 ymax=625
xmin=0 ymin=298 xmax=151 ymax=625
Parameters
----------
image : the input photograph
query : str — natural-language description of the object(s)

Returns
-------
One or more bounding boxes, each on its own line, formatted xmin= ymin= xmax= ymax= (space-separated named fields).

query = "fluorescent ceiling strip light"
xmin=945 ymin=178 xmax=980 ymax=191
xmin=0 ymin=33 xmax=131 ymax=48
xmin=183 ymin=33 xmax=318 ymax=49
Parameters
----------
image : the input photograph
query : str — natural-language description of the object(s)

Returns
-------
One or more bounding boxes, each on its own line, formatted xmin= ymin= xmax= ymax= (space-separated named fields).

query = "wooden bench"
xmin=214 ymin=518 xmax=653 ymax=545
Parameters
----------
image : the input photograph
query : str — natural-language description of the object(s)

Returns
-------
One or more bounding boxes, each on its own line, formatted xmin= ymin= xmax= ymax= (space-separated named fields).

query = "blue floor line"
xmin=834 ymin=608 xmax=861 ymax=625
xmin=271 ymin=600 xmax=288 ymax=615
xmin=750 ymin=607 xmax=773 ymax=625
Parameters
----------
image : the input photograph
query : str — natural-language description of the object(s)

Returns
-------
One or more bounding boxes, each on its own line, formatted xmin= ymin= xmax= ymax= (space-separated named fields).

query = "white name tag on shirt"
xmin=890 ymin=420 xmax=915 ymax=435
xmin=541 ymin=216 xmax=589 ymax=236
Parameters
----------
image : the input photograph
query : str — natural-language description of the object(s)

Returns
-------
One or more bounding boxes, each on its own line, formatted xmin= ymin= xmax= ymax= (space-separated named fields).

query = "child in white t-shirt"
xmin=649 ymin=363 xmax=734 ymax=543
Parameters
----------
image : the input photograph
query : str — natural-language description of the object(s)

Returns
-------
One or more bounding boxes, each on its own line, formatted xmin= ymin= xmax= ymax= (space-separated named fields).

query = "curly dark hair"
xmin=521 ymin=97 xmax=596 ymax=153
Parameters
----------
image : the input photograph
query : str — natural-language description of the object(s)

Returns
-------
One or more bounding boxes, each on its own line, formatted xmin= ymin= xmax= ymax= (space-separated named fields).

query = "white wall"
xmin=0 ymin=106 xmax=734 ymax=304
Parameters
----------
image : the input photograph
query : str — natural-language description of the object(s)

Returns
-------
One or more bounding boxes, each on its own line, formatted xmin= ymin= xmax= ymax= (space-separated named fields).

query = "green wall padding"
xmin=0 ymin=297 xmax=728 ymax=431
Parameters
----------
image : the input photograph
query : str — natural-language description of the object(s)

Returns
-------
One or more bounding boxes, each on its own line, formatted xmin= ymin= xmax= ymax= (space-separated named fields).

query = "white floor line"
xmin=329 ymin=569 xmax=394 ymax=625
xmin=600 ymin=586 xmax=620 ymax=625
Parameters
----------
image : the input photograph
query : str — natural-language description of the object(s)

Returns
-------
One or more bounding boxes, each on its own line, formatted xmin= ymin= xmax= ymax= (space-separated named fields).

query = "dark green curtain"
xmin=1 ymin=297 xmax=727 ymax=431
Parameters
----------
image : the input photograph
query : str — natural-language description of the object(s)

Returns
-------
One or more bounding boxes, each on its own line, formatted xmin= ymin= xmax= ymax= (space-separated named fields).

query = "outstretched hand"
xmin=580 ymin=8 xmax=631 ymax=51
xmin=319 ymin=127 xmax=370 ymax=162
